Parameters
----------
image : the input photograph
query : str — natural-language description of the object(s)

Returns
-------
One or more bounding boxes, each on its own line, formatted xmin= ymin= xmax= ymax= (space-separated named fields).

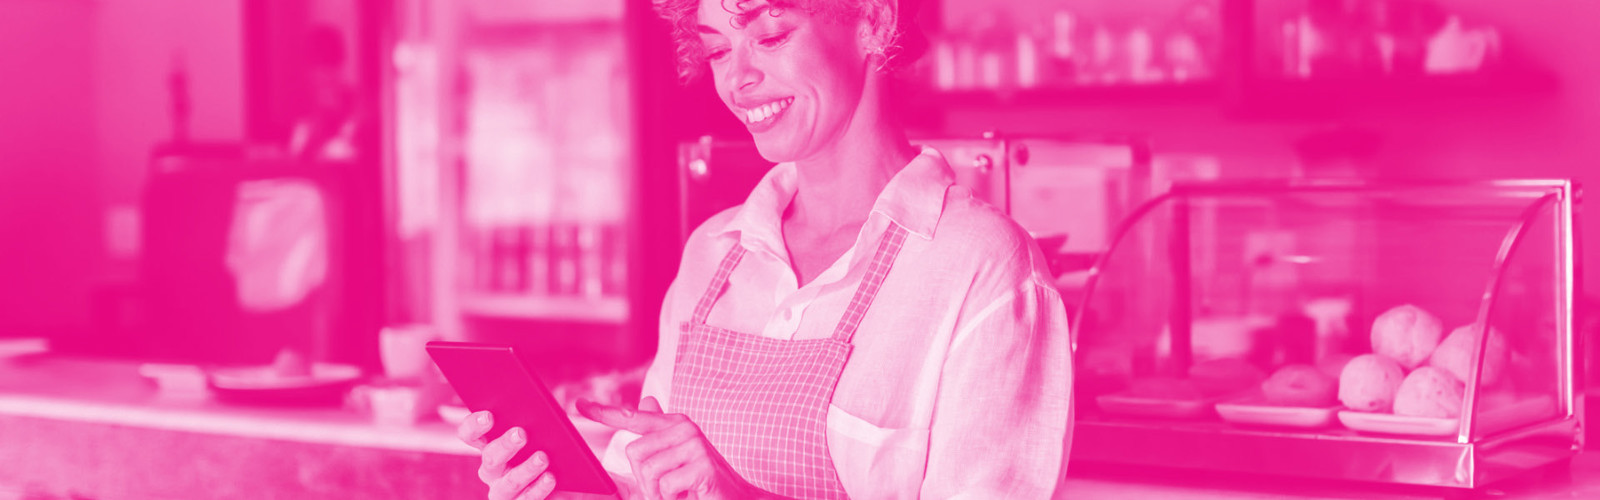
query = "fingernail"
xmin=478 ymin=412 xmax=491 ymax=425
xmin=533 ymin=451 xmax=547 ymax=467
xmin=509 ymin=428 xmax=525 ymax=444
xmin=620 ymin=406 xmax=634 ymax=418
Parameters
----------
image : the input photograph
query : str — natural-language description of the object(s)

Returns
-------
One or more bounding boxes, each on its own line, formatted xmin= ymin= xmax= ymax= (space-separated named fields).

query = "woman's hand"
xmin=578 ymin=398 xmax=775 ymax=500
xmin=458 ymin=411 xmax=560 ymax=500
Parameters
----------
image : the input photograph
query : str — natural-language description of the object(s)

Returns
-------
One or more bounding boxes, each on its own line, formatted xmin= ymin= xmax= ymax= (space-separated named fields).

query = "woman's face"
xmin=696 ymin=1 xmax=870 ymax=162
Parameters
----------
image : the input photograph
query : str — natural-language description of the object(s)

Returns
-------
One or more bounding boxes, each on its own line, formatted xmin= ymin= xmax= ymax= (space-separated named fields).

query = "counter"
xmin=0 ymin=341 xmax=1594 ymax=499
xmin=0 ymin=348 xmax=488 ymax=500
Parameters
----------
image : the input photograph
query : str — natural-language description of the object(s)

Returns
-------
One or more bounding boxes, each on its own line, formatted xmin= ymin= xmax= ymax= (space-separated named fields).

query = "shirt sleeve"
xmin=919 ymin=276 xmax=1075 ymax=499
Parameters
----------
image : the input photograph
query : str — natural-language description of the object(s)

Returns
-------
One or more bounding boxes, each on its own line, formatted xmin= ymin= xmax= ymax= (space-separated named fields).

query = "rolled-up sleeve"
xmin=920 ymin=277 xmax=1075 ymax=499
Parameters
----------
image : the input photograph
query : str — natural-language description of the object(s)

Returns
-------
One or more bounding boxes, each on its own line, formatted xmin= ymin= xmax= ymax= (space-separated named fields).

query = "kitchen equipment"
xmin=121 ymin=152 xmax=378 ymax=367
xmin=1071 ymin=179 xmax=1581 ymax=489
xmin=677 ymin=133 xmax=1150 ymax=290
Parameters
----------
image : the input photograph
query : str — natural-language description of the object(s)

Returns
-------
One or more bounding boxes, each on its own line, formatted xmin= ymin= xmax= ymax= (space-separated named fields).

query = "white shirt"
xmin=602 ymin=146 xmax=1075 ymax=499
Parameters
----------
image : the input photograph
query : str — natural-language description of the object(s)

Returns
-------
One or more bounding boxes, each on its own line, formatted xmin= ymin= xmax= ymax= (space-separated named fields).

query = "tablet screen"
xmin=426 ymin=341 xmax=617 ymax=495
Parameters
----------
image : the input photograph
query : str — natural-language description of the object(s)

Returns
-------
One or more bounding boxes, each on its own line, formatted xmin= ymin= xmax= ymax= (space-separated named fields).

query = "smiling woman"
xmin=455 ymin=1 xmax=1075 ymax=499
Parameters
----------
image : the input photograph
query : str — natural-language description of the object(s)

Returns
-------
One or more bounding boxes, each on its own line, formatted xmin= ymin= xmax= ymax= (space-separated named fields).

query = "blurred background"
xmin=0 ymin=0 xmax=1597 ymax=499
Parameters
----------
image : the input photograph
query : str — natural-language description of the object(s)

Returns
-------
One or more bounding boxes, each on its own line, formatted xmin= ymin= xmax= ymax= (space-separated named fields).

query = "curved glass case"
xmin=1069 ymin=179 xmax=1580 ymax=488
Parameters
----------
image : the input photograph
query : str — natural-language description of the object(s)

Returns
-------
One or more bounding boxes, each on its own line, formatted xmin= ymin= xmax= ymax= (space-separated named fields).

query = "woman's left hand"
xmin=577 ymin=397 xmax=770 ymax=500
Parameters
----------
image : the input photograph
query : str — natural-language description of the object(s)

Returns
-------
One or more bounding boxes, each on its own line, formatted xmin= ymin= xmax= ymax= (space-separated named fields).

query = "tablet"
xmin=426 ymin=341 xmax=617 ymax=496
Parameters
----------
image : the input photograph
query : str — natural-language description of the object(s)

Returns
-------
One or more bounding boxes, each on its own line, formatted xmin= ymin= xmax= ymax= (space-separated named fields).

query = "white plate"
xmin=1337 ymin=411 xmax=1458 ymax=436
xmin=1336 ymin=394 xmax=1559 ymax=437
xmin=1216 ymin=396 xmax=1341 ymax=428
xmin=209 ymin=363 xmax=364 ymax=390
xmin=1096 ymin=392 xmax=1223 ymax=419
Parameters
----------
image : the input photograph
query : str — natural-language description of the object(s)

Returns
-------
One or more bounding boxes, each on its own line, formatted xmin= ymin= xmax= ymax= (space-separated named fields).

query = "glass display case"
xmin=1070 ymin=179 xmax=1581 ymax=488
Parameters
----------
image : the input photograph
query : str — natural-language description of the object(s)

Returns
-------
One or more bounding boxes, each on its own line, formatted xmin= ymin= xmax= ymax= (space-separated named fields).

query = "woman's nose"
xmin=725 ymin=48 xmax=762 ymax=91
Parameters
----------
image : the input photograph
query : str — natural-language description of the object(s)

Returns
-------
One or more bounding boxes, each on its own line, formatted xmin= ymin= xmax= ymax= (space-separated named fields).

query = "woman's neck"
xmin=785 ymin=99 xmax=917 ymax=235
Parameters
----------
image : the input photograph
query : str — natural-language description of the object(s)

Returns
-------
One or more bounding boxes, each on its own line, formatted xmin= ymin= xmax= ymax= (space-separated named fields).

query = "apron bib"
xmin=670 ymin=226 xmax=909 ymax=499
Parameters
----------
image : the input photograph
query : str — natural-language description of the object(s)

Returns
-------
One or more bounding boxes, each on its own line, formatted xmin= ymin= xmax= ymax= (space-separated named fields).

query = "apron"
xmin=670 ymin=225 xmax=910 ymax=499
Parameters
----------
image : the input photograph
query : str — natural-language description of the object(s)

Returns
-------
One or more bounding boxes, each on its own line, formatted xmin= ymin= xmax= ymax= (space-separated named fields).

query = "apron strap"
xmin=692 ymin=244 xmax=748 ymax=325
xmin=831 ymin=224 xmax=910 ymax=343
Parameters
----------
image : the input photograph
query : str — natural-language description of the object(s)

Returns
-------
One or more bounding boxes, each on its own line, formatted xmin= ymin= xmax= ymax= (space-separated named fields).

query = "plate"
xmin=1336 ymin=394 xmax=1559 ymax=437
xmin=1216 ymin=396 xmax=1341 ymax=428
xmin=1337 ymin=411 xmax=1459 ymax=436
xmin=1096 ymin=392 xmax=1224 ymax=419
xmin=208 ymin=363 xmax=365 ymax=406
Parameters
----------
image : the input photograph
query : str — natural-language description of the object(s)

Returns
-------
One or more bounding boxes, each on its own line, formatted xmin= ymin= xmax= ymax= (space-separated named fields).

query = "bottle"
xmin=602 ymin=222 xmax=628 ymax=298
xmin=528 ymin=220 xmax=550 ymax=296
xmin=578 ymin=222 xmax=603 ymax=300
xmin=1048 ymin=10 xmax=1078 ymax=87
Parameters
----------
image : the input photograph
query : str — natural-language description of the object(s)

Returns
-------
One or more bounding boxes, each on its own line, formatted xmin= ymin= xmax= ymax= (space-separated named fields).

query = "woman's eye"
xmin=758 ymin=32 xmax=790 ymax=48
xmin=706 ymin=48 xmax=730 ymax=62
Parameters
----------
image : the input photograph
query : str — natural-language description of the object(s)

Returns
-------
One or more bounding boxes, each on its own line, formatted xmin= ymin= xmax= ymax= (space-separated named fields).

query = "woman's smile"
xmin=739 ymin=96 xmax=796 ymax=132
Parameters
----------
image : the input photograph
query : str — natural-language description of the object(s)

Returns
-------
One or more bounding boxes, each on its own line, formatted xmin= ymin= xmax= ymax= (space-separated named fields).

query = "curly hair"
xmin=652 ymin=0 xmax=927 ymax=83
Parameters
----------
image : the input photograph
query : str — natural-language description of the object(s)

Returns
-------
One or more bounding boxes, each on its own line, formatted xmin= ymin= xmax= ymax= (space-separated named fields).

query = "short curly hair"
xmin=652 ymin=0 xmax=927 ymax=83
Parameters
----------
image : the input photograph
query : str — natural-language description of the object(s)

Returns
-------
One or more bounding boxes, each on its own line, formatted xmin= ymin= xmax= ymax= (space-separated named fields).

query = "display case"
xmin=1070 ymin=179 xmax=1581 ymax=488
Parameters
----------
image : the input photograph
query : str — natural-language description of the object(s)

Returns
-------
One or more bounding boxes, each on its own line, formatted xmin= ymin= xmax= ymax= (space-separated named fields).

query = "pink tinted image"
xmin=1 ymin=0 xmax=1597 ymax=499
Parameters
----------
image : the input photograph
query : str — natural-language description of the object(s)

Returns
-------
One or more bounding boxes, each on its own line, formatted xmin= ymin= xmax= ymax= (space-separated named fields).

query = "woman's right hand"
xmin=459 ymin=411 xmax=559 ymax=500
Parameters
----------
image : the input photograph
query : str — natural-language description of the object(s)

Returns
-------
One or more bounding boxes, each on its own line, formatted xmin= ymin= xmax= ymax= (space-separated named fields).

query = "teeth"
xmin=744 ymin=98 xmax=792 ymax=124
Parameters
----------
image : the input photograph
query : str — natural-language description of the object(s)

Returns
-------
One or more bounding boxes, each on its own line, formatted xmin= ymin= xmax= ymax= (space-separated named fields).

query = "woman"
xmin=458 ymin=0 xmax=1074 ymax=498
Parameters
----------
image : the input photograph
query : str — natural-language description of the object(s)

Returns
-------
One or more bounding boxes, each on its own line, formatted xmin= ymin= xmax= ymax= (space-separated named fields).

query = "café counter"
xmin=1 ymin=343 xmax=1596 ymax=499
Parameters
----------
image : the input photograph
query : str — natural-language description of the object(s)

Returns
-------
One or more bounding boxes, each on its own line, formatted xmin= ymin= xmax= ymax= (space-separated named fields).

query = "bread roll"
xmin=1262 ymin=364 xmax=1338 ymax=407
xmin=1393 ymin=366 xmax=1466 ymax=418
xmin=1338 ymin=354 xmax=1406 ymax=412
xmin=1370 ymin=304 xmax=1444 ymax=369
xmin=1429 ymin=323 xmax=1508 ymax=386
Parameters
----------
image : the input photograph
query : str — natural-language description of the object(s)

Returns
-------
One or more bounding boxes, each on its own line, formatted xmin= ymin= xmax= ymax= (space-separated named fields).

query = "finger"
xmin=656 ymin=459 xmax=712 ymax=500
xmin=516 ymin=471 xmax=557 ymax=500
xmin=642 ymin=438 xmax=709 ymax=500
xmin=478 ymin=427 xmax=527 ymax=485
xmin=458 ymin=411 xmax=494 ymax=450
xmin=578 ymin=399 xmax=674 ymax=434
xmin=639 ymin=396 xmax=663 ymax=413
xmin=489 ymin=451 xmax=549 ymax=500
xmin=626 ymin=423 xmax=702 ymax=500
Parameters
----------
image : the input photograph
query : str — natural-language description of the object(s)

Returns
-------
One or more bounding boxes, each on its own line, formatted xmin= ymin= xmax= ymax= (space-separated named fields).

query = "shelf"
xmin=1230 ymin=70 xmax=1563 ymax=119
xmin=904 ymin=69 xmax=1559 ymax=120
xmin=910 ymin=81 xmax=1225 ymax=110
xmin=457 ymin=293 xmax=630 ymax=324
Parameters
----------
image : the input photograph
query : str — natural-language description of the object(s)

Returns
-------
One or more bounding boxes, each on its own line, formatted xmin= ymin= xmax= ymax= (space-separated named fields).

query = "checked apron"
xmin=670 ymin=225 xmax=910 ymax=500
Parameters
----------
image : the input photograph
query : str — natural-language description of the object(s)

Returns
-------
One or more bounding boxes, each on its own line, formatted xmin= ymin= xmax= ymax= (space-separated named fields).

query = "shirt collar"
xmin=719 ymin=146 xmax=954 ymax=252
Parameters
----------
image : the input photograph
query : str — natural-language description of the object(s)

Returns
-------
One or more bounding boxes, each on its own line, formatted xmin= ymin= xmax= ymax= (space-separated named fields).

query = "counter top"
xmin=0 ymin=352 xmax=476 ymax=457
xmin=0 ymin=343 xmax=1594 ymax=499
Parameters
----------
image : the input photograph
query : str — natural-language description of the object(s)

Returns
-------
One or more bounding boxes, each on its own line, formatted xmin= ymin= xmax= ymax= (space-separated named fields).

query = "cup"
xmin=368 ymin=385 xmax=422 ymax=428
xmin=379 ymin=324 xmax=438 ymax=381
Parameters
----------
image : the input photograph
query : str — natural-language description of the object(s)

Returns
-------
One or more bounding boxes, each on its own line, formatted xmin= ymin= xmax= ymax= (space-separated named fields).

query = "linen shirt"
xmin=601 ymin=146 xmax=1075 ymax=499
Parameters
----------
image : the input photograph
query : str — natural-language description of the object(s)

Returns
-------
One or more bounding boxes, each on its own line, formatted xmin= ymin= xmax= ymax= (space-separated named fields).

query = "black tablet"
xmin=426 ymin=341 xmax=617 ymax=496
